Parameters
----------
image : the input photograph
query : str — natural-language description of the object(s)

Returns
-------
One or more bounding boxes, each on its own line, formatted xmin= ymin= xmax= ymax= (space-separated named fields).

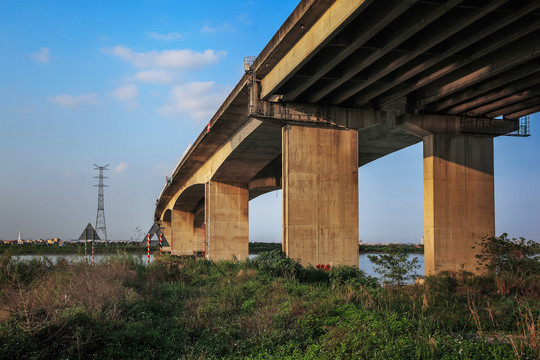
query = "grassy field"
xmin=0 ymin=248 xmax=537 ymax=359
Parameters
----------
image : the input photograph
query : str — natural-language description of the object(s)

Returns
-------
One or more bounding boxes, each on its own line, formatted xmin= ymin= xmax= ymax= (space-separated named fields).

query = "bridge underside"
xmin=156 ymin=0 xmax=539 ymax=274
xmin=260 ymin=0 xmax=540 ymax=120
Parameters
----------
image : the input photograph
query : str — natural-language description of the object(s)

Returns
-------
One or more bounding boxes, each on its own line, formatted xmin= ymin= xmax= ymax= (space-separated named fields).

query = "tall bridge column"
xmin=160 ymin=213 xmax=172 ymax=251
xmin=205 ymin=181 xmax=249 ymax=261
xmin=171 ymin=209 xmax=200 ymax=255
xmin=423 ymin=134 xmax=495 ymax=275
xmin=282 ymin=125 xmax=359 ymax=267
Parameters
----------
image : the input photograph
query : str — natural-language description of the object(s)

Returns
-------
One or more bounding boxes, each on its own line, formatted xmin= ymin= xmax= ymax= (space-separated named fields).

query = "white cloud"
xmin=103 ymin=46 xmax=226 ymax=69
xmin=237 ymin=13 xmax=252 ymax=25
xmin=50 ymin=93 xmax=98 ymax=109
xmin=31 ymin=47 xmax=50 ymax=63
xmin=157 ymin=81 xmax=230 ymax=120
xmin=113 ymin=84 xmax=138 ymax=102
xmin=200 ymin=25 xmax=217 ymax=34
xmin=112 ymin=84 xmax=139 ymax=109
xmin=148 ymin=31 xmax=183 ymax=40
xmin=132 ymin=70 xmax=174 ymax=84
xmin=200 ymin=23 xmax=235 ymax=34
xmin=114 ymin=162 xmax=128 ymax=174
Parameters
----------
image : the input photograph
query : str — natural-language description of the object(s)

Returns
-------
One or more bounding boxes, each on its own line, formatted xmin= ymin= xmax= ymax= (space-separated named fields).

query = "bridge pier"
xmin=160 ymin=214 xmax=172 ymax=252
xmin=423 ymin=134 xmax=495 ymax=275
xmin=205 ymin=181 xmax=249 ymax=261
xmin=282 ymin=125 xmax=359 ymax=267
xmin=170 ymin=209 xmax=202 ymax=255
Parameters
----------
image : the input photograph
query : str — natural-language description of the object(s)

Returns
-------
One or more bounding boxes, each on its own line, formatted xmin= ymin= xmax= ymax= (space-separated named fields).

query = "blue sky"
xmin=1 ymin=1 xmax=539 ymax=243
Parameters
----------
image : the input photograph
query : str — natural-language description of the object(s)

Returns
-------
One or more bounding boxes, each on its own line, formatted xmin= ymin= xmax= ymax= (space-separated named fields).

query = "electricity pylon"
xmin=93 ymin=164 xmax=109 ymax=243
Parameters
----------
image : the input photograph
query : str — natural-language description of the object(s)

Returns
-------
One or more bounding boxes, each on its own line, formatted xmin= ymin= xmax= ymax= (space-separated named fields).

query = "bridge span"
xmin=154 ymin=0 xmax=539 ymax=274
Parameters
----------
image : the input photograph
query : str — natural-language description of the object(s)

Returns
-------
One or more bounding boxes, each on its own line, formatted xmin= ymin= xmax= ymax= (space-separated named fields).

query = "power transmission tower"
xmin=93 ymin=164 xmax=109 ymax=243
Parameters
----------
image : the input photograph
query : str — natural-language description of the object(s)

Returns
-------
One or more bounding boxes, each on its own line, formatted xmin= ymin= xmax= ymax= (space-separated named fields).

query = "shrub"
xmin=476 ymin=233 xmax=540 ymax=278
xmin=368 ymin=247 xmax=420 ymax=286
xmin=254 ymin=250 xmax=303 ymax=279
xmin=328 ymin=265 xmax=378 ymax=288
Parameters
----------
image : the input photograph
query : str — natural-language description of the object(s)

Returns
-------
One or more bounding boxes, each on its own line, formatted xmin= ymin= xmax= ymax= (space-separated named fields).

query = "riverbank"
xmin=0 ymin=253 xmax=537 ymax=359
xmin=0 ymin=243 xmax=146 ymax=255
xmin=249 ymin=242 xmax=425 ymax=254
xmin=2 ymin=242 xmax=424 ymax=256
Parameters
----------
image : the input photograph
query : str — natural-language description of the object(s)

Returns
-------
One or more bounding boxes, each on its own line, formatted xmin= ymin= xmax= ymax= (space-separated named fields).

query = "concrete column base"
xmin=205 ymin=181 xmax=249 ymax=261
xmin=171 ymin=209 xmax=202 ymax=255
xmin=423 ymin=134 xmax=495 ymax=275
xmin=282 ymin=125 xmax=359 ymax=267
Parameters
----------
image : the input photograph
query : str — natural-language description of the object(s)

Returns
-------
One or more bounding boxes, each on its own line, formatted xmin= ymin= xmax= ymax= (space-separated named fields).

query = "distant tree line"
xmin=2 ymin=241 xmax=424 ymax=256
xmin=249 ymin=242 xmax=424 ymax=254
xmin=0 ymin=242 xmax=145 ymax=254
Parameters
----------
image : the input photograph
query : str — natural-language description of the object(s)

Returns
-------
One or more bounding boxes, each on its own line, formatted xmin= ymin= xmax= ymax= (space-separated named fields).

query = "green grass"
xmin=0 ymin=252 xmax=537 ymax=359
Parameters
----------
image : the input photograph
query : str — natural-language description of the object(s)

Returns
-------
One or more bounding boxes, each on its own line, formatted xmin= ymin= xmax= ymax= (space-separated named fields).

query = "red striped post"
xmin=147 ymin=234 xmax=150 ymax=265
xmin=84 ymin=240 xmax=87 ymax=262
xmin=91 ymin=241 xmax=94 ymax=266
xmin=159 ymin=234 xmax=163 ymax=254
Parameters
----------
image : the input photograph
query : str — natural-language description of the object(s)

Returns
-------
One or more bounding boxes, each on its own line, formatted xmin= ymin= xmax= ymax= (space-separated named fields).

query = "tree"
xmin=476 ymin=233 xmax=540 ymax=277
xmin=368 ymin=247 xmax=420 ymax=286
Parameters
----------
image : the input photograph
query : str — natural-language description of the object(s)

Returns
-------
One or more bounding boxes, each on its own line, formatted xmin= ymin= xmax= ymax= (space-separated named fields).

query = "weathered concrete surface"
xmin=160 ymin=211 xmax=172 ymax=252
xmin=205 ymin=181 xmax=249 ymax=261
xmin=282 ymin=125 xmax=359 ymax=267
xmin=261 ymin=0 xmax=367 ymax=98
xmin=171 ymin=209 xmax=203 ymax=256
xmin=423 ymin=134 xmax=495 ymax=275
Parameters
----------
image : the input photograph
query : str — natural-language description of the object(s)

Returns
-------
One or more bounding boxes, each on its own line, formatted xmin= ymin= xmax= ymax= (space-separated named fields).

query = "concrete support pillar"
xmin=160 ymin=218 xmax=172 ymax=252
xmin=171 ymin=209 xmax=201 ymax=255
xmin=423 ymin=134 xmax=495 ymax=275
xmin=205 ymin=181 xmax=249 ymax=261
xmin=282 ymin=125 xmax=359 ymax=267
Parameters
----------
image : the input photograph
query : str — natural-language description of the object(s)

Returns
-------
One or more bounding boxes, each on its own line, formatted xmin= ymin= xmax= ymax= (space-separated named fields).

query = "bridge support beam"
xmin=205 ymin=181 xmax=249 ymax=261
xmin=423 ymin=134 xmax=495 ymax=275
xmin=171 ymin=209 xmax=202 ymax=255
xmin=282 ymin=125 xmax=359 ymax=267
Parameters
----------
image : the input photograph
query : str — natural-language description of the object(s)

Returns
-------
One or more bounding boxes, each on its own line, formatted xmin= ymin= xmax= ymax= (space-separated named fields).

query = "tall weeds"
xmin=0 ymin=252 xmax=537 ymax=359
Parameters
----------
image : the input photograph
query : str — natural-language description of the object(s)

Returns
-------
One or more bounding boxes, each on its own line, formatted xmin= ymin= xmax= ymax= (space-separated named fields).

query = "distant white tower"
xmin=17 ymin=231 xmax=22 ymax=244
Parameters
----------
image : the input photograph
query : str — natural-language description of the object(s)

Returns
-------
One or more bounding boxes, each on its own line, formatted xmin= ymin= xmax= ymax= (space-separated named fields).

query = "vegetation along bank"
xmin=0 ymin=234 xmax=538 ymax=359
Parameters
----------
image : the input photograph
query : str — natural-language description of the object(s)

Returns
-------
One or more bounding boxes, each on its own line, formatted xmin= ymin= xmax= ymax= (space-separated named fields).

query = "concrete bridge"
xmin=154 ymin=0 xmax=540 ymax=275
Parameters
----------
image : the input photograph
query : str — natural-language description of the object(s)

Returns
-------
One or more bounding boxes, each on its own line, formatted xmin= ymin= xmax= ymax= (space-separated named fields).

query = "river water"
xmin=11 ymin=253 xmax=424 ymax=279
